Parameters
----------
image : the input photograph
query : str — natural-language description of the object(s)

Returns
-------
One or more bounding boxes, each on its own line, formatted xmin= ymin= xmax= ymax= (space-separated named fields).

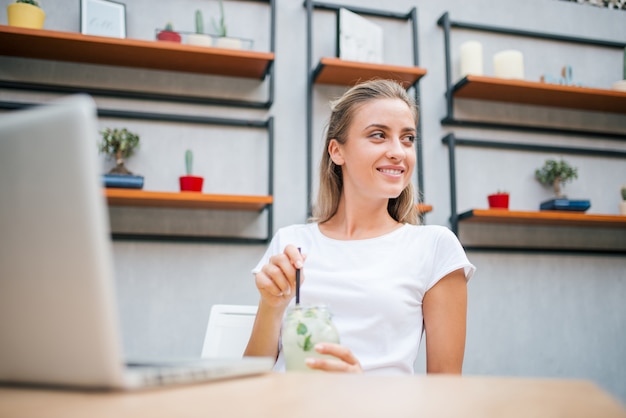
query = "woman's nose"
xmin=386 ymin=138 xmax=405 ymax=160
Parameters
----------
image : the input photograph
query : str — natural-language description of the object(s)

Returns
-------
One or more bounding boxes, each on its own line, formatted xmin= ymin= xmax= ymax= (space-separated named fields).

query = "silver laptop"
xmin=0 ymin=95 xmax=273 ymax=390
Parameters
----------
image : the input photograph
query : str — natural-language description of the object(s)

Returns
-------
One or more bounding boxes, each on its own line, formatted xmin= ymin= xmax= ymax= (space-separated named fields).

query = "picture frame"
xmin=80 ymin=0 xmax=126 ymax=39
xmin=337 ymin=8 xmax=383 ymax=64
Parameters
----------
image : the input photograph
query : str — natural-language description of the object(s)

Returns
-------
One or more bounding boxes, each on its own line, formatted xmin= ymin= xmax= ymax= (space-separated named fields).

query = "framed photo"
xmin=80 ymin=0 xmax=126 ymax=38
xmin=337 ymin=8 xmax=383 ymax=64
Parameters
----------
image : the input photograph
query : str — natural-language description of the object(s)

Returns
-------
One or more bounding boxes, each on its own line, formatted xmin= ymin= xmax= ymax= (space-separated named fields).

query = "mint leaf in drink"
xmin=297 ymin=322 xmax=308 ymax=335
xmin=302 ymin=335 xmax=313 ymax=351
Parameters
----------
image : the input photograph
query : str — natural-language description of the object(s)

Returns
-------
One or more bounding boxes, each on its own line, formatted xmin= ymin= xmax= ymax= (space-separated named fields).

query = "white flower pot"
xmin=187 ymin=34 xmax=213 ymax=47
xmin=620 ymin=201 xmax=626 ymax=216
xmin=214 ymin=37 xmax=242 ymax=50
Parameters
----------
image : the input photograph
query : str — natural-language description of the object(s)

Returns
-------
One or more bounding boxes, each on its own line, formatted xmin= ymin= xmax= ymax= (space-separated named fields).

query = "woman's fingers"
xmin=261 ymin=258 xmax=293 ymax=296
xmin=305 ymin=343 xmax=363 ymax=373
xmin=284 ymin=244 xmax=305 ymax=270
xmin=255 ymin=270 xmax=286 ymax=298
xmin=256 ymin=244 xmax=307 ymax=303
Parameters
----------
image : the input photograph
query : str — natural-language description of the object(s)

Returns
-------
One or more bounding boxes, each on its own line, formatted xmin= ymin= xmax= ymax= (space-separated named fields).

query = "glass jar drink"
xmin=281 ymin=305 xmax=340 ymax=372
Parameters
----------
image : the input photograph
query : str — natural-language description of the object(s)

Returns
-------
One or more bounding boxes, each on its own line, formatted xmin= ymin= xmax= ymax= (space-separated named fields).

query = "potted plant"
xmin=98 ymin=128 xmax=144 ymax=189
xmin=7 ymin=0 xmax=45 ymax=29
xmin=156 ymin=22 xmax=182 ymax=43
xmin=187 ymin=10 xmax=213 ymax=47
xmin=535 ymin=158 xmax=578 ymax=198
xmin=620 ymin=185 xmax=626 ymax=215
xmin=535 ymin=158 xmax=589 ymax=211
xmin=180 ymin=149 xmax=204 ymax=192
xmin=212 ymin=0 xmax=242 ymax=49
xmin=487 ymin=190 xmax=509 ymax=209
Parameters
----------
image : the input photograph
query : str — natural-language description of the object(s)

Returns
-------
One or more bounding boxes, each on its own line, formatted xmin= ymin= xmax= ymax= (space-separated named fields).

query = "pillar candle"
xmin=493 ymin=50 xmax=524 ymax=79
xmin=460 ymin=41 xmax=483 ymax=78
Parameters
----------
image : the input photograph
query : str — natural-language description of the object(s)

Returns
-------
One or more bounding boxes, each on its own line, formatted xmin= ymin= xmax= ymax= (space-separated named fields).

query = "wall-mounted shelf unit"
xmin=105 ymin=189 xmax=273 ymax=212
xmin=0 ymin=0 xmax=276 ymax=108
xmin=437 ymin=12 xmax=626 ymax=140
xmin=438 ymin=12 xmax=626 ymax=254
xmin=451 ymin=75 xmax=626 ymax=115
xmin=305 ymin=1 xmax=429 ymax=217
xmin=458 ymin=209 xmax=626 ymax=228
xmin=417 ymin=204 xmax=433 ymax=214
xmin=0 ymin=25 xmax=273 ymax=78
xmin=2 ymin=101 xmax=274 ymax=244
xmin=456 ymin=209 xmax=626 ymax=255
xmin=442 ymin=133 xmax=626 ymax=251
xmin=313 ymin=57 xmax=427 ymax=87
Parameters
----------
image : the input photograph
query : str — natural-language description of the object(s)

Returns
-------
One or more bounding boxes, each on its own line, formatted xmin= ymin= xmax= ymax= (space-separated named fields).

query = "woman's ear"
xmin=328 ymin=139 xmax=345 ymax=166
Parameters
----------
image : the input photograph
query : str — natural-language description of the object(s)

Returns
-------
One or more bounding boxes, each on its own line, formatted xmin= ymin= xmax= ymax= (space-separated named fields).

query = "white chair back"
xmin=201 ymin=304 xmax=258 ymax=358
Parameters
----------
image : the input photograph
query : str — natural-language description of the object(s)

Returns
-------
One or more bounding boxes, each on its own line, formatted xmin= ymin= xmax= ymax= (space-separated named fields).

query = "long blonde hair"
xmin=311 ymin=79 xmax=420 ymax=225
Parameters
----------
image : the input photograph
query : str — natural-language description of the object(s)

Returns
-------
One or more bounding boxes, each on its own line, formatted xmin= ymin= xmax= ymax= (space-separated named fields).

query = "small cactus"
xmin=185 ymin=149 xmax=193 ymax=175
xmin=212 ymin=0 xmax=227 ymax=37
xmin=195 ymin=10 xmax=204 ymax=34
xmin=621 ymin=185 xmax=626 ymax=200
xmin=164 ymin=21 xmax=174 ymax=31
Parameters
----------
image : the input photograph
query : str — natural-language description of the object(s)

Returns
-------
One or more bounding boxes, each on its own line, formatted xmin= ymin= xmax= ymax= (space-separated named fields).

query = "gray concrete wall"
xmin=1 ymin=0 xmax=625 ymax=404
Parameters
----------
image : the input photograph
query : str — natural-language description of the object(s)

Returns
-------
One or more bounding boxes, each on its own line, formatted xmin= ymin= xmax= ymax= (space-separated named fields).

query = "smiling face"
xmin=328 ymin=98 xmax=417 ymax=204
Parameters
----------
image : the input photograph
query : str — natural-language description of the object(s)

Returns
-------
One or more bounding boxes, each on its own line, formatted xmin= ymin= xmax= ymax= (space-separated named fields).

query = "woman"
xmin=244 ymin=79 xmax=475 ymax=374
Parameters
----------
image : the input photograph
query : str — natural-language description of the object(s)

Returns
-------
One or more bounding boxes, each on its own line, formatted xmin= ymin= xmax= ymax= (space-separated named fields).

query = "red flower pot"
xmin=179 ymin=176 xmax=203 ymax=192
xmin=156 ymin=30 xmax=182 ymax=43
xmin=488 ymin=193 xmax=509 ymax=209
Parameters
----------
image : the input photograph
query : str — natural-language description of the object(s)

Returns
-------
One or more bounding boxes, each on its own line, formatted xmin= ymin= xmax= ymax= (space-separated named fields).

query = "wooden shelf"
xmin=314 ymin=57 xmax=427 ymax=87
xmin=458 ymin=209 xmax=626 ymax=228
xmin=105 ymin=189 xmax=273 ymax=211
xmin=0 ymin=25 xmax=274 ymax=79
xmin=452 ymin=75 xmax=626 ymax=114
xmin=418 ymin=204 xmax=433 ymax=214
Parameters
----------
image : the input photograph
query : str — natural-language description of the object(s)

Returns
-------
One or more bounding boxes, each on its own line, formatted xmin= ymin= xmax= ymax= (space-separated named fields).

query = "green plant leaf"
xmin=302 ymin=335 xmax=313 ymax=351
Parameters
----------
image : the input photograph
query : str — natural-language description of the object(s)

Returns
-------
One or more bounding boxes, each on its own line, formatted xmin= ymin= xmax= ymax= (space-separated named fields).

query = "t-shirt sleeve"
xmin=251 ymin=229 xmax=283 ymax=275
xmin=425 ymin=227 xmax=476 ymax=292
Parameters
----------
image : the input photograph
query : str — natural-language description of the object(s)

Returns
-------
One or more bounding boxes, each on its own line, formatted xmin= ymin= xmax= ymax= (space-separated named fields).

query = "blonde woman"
xmin=245 ymin=79 xmax=474 ymax=374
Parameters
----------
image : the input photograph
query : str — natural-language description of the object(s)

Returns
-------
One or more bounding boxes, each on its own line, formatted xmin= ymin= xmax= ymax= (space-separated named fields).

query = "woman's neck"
xmin=319 ymin=196 xmax=401 ymax=240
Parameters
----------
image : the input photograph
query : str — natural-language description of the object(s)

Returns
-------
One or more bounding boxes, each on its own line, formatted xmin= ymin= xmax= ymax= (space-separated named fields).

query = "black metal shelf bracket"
xmin=304 ymin=0 xmax=424 ymax=218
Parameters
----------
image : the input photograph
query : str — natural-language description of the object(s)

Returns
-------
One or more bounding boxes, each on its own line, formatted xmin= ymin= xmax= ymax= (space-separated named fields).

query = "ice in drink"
xmin=281 ymin=305 xmax=340 ymax=372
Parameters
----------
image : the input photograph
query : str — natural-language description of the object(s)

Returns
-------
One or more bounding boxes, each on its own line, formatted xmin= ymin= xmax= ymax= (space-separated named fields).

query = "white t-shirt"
xmin=252 ymin=223 xmax=475 ymax=375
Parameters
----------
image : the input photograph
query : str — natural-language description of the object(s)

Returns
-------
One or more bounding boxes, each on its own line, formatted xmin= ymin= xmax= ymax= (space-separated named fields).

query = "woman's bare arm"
xmin=422 ymin=268 xmax=468 ymax=374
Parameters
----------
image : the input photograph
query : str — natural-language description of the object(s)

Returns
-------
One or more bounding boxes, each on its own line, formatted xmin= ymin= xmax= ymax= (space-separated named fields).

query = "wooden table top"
xmin=0 ymin=372 xmax=624 ymax=418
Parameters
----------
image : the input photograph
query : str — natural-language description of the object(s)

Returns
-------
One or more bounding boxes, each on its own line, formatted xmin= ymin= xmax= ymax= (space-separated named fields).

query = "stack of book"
xmin=102 ymin=174 xmax=144 ymax=189
xmin=539 ymin=198 xmax=590 ymax=212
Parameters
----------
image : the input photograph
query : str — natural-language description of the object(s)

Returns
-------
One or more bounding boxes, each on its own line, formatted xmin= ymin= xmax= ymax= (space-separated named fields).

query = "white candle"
xmin=460 ymin=41 xmax=483 ymax=78
xmin=493 ymin=50 xmax=524 ymax=79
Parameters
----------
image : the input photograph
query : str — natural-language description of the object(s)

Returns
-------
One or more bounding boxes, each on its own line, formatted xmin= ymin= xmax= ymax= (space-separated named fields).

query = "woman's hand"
xmin=254 ymin=244 xmax=305 ymax=310
xmin=305 ymin=343 xmax=363 ymax=373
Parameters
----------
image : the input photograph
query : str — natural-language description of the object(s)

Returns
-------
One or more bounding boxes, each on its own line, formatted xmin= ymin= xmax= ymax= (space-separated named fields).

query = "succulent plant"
xmin=621 ymin=185 xmax=626 ymax=200
xmin=185 ymin=149 xmax=193 ymax=175
xmin=164 ymin=21 xmax=174 ymax=31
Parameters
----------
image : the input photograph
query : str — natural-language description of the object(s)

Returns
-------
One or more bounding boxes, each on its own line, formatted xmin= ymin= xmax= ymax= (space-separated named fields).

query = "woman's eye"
xmin=370 ymin=132 xmax=385 ymax=139
xmin=403 ymin=135 xmax=416 ymax=143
